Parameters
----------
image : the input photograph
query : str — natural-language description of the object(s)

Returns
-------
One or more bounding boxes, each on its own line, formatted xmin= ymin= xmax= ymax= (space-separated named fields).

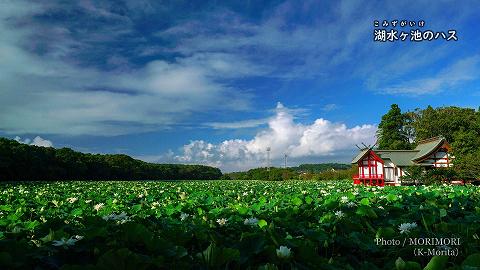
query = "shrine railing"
xmin=353 ymin=174 xmax=385 ymax=186
xmin=353 ymin=174 xmax=384 ymax=180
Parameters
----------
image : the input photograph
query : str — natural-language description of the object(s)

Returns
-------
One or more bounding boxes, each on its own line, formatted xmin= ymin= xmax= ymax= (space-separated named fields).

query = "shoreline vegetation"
xmin=0 ymin=137 xmax=222 ymax=181
xmin=0 ymin=137 xmax=353 ymax=182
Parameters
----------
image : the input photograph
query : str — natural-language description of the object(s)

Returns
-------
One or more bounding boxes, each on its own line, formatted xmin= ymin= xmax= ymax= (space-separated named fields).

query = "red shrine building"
xmin=351 ymin=136 xmax=454 ymax=186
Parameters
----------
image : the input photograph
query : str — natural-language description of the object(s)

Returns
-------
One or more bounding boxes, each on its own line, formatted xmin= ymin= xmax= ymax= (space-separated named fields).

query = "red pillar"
xmin=369 ymin=154 xmax=374 ymax=186
xmin=361 ymin=160 xmax=364 ymax=179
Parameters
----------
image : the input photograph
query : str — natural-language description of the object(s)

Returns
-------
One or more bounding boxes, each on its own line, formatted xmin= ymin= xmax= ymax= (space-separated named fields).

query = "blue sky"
xmin=1 ymin=0 xmax=479 ymax=172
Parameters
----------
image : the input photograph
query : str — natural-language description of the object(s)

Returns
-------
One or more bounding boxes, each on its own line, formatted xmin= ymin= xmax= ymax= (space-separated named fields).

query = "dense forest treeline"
xmin=224 ymin=165 xmax=354 ymax=181
xmin=0 ymin=138 xmax=222 ymax=181
xmin=377 ymin=104 xmax=480 ymax=180
xmin=290 ymin=163 xmax=351 ymax=173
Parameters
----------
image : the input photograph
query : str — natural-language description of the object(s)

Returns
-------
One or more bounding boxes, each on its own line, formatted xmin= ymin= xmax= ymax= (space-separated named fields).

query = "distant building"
xmin=351 ymin=136 xmax=454 ymax=186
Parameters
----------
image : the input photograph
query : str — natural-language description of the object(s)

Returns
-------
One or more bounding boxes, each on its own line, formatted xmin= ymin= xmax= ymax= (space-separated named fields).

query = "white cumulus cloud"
xmin=14 ymin=136 xmax=53 ymax=147
xmin=171 ymin=103 xmax=377 ymax=171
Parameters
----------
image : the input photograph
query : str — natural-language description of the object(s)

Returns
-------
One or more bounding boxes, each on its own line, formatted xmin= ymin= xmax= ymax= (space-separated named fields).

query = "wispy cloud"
xmin=322 ymin=104 xmax=338 ymax=112
xmin=205 ymin=118 xmax=269 ymax=129
xmin=0 ymin=2 xmax=255 ymax=136
xmin=382 ymin=55 xmax=480 ymax=95
xmin=154 ymin=1 xmax=373 ymax=80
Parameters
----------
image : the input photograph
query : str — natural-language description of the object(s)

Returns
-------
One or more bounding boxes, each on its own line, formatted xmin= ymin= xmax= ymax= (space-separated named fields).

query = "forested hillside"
xmin=225 ymin=165 xmax=354 ymax=181
xmin=291 ymin=163 xmax=351 ymax=173
xmin=0 ymin=138 xmax=222 ymax=181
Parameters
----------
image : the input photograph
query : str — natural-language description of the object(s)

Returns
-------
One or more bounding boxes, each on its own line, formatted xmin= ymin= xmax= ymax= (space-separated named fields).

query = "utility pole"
xmin=284 ymin=153 xmax=287 ymax=168
xmin=266 ymin=147 xmax=271 ymax=171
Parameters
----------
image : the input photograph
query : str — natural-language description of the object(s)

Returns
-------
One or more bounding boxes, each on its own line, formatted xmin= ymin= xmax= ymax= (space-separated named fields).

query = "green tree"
xmin=377 ymin=104 xmax=412 ymax=150
xmin=452 ymin=129 xmax=480 ymax=156
xmin=410 ymin=106 xmax=479 ymax=144
xmin=455 ymin=150 xmax=480 ymax=180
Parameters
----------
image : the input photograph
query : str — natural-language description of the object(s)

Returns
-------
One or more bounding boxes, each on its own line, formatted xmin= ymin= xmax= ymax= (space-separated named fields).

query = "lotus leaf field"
xmin=1 ymin=180 xmax=480 ymax=269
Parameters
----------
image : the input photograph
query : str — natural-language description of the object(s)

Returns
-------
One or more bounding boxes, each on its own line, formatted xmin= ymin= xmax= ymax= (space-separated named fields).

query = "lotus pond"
xmin=0 ymin=180 xmax=480 ymax=269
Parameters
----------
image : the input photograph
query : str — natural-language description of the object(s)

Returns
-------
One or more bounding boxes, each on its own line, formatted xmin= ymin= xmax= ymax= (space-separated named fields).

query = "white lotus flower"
xmin=334 ymin=210 xmax=345 ymax=219
xmin=346 ymin=202 xmax=356 ymax=208
xmin=94 ymin=203 xmax=104 ymax=211
xmin=398 ymin=222 xmax=417 ymax=234
xmin=151 ymin=202 xmax=160 ymax=209
xmin=276 ymin=245 xmax=292 ymax=258
xmin=73 ymin=235 xmax=84 ymax=240
xmin=216 ymin=218 xmax=227 ymax=226
xmin=180 ymin=213 xmax=189 ymax=221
